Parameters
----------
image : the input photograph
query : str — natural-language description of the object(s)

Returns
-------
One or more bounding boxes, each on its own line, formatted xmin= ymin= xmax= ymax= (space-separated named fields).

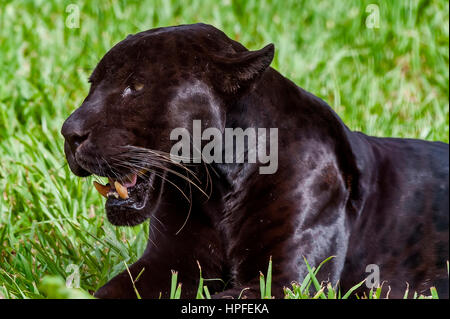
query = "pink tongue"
xmin=123 ymin=174 xmax=137 ymax=188
xmin=107 ymin=174 xmax=137 ymax=190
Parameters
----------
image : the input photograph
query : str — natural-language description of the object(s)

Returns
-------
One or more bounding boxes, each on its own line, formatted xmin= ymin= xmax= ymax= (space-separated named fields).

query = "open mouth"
xmin=91 ymin=170 xmax=157 ymax=226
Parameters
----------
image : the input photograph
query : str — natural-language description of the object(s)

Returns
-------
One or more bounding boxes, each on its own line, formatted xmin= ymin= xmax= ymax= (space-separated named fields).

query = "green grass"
xmin=0 ymin=0 xmax=448 ymax=299
xmin=166 ymin=256 xmax=444 ymax=299
xmin=36 ymin=256 xmax=444 ymax=299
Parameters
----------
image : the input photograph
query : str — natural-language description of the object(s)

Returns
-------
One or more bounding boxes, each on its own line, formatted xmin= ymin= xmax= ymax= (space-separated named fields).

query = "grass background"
xmin=0 ymin=0 xmax=448 ymax=298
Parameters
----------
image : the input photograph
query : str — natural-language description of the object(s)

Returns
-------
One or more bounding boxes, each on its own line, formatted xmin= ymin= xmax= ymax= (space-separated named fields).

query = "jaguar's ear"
xmin=209 ymin=43 xmax=275 ymax=94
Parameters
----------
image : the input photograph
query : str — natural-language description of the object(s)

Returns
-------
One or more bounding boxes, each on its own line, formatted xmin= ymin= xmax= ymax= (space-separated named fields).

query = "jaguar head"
xmin=61 ymin=23 xmax=274 ymax=226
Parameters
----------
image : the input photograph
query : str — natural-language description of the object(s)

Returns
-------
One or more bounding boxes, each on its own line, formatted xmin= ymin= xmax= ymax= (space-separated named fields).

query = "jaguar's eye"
xmin=132 ymin=83 xmax=144 ymax=91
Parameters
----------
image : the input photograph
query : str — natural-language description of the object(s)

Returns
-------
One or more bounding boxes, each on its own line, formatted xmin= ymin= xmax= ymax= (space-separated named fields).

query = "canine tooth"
xmin=114 ymin=181 xmax=129 ymax=199
xmin=93 ymin=181 xmax=109 ymax=198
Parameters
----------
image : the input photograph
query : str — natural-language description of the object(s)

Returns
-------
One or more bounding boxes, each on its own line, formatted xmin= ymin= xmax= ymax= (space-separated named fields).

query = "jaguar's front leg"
xmin=95 ymin=206 xmax=226 ymax=299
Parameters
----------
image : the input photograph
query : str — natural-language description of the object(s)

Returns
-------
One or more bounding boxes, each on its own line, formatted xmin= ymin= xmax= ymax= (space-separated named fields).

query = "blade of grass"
xmin=170 ymin=270 xmax=178 ymax=299
xmin=342 ymin=279 xmax=365 ymax=299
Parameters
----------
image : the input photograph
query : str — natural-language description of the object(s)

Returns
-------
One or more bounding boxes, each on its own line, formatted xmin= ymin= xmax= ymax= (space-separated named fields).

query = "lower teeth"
xmin=107 ymin=191 xmax=120 ymax=199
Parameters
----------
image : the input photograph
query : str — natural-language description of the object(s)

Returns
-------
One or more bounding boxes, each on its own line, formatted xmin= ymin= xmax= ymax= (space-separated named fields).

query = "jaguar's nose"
xmin=61 ymin=116 xmax=90 ymax=154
